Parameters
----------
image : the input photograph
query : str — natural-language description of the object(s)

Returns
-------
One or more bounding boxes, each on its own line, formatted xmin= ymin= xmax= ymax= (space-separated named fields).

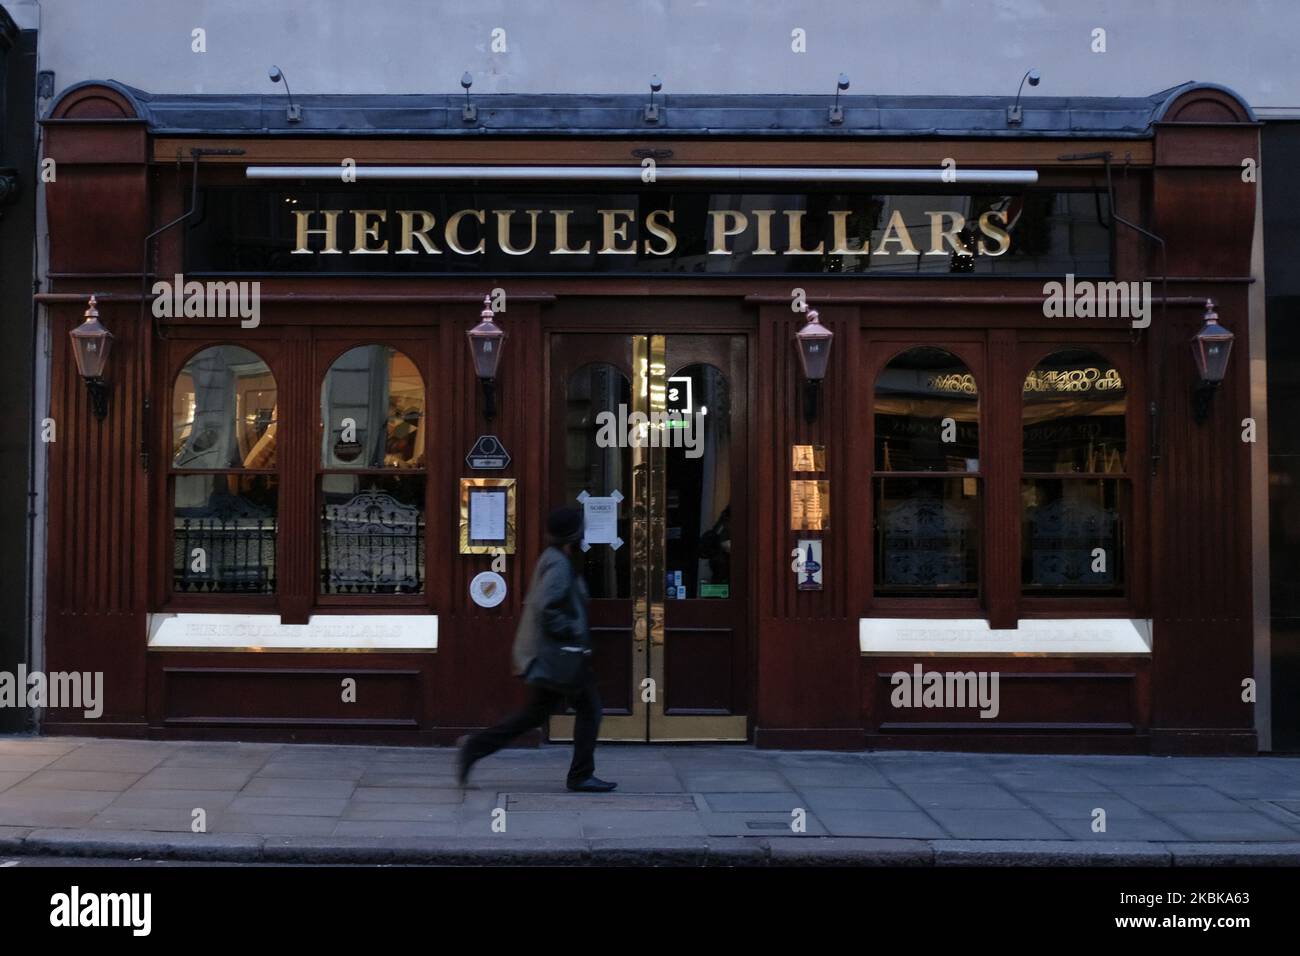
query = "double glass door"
xmin=548 ymin=333 xmax=748 ymax=741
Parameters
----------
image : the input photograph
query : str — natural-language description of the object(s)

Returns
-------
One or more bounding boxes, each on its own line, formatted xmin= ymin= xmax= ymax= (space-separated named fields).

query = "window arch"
xmin=1021 ymin=348 xmax=1127 ymax=595
xmin=318 ymin=345 xmax=427 ymax=595
xmin=872 ymin=347 xmax=980 ymax=597
xmin=170 ymin=345 xmax=278 ymax=594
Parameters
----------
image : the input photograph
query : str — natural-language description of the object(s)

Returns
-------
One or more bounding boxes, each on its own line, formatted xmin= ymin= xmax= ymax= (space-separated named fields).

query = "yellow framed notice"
xmin=459 ymin=477 xmax=517 ymax=554
xmin=790 ymin=479 xmax=830 ymax=531
xmin=791 ymin=444 xmax=826 ymax=473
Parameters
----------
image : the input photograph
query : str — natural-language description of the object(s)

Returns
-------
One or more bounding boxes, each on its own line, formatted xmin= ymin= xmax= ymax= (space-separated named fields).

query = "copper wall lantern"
xmin=1190 ymin=298 xmax=1234 ymax=423
xmin=68 ymin=295 xmax=113 ymax=420
xmin=795 ymin=308 xmax=833 ymax=423
xmin=466 ymin=294 xmax=506 ymax=421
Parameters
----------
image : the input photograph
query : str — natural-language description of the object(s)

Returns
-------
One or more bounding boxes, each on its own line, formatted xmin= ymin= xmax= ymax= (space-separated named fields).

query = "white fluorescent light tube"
xmin=245 ymin=165 xmax=1038 ymax=184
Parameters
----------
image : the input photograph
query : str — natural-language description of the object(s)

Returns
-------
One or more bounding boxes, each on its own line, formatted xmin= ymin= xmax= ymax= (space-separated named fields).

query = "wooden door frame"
xmin=542 ymin=297 xmax=758 ymax=741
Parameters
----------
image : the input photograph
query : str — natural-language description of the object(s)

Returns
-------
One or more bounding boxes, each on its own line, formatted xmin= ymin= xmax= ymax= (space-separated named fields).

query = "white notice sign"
xmin=577 ymin=489 xmax=623 ymax=551
xmin=469 ymin=489 xmax=507 ymax=542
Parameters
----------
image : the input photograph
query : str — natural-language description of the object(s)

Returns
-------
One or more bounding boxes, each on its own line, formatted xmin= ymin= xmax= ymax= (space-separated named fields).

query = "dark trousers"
xmin=462 ymin=666 xmax=602 ymax=785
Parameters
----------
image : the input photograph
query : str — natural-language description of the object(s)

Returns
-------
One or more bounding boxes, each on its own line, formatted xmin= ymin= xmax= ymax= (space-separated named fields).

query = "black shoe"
xmin=455 ymin=735 xmax=473 ymax=786
xmin=567 ymin=776 xmax=617 ymax=793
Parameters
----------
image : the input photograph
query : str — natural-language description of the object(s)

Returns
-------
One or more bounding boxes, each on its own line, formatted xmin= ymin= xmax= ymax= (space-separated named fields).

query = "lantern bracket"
xmin=86 ymin=378 xmax=110 ymax=422
xmin=1192 ymin=381 xmax=1218 ymax=424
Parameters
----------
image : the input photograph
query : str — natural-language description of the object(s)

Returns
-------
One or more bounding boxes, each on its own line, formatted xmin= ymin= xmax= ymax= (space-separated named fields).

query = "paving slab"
xmin=701 ymin=791 xmax=804 ymax=812
xmin=816 ymin=810 xmax=949 ymax=839
xmin=779 ymin=767 xmax=892 ymax=788
xmin=897 ymin=783 xmax=1026 ymax=810
xmin=0 ymin=771 xmax=33 ymax=791
xmin=795 ymin=787 xmax=918 ymax=812
xmin=1016 ymin=791 xmax=1149 ymax=819
xmin=340 ymin=802 xmax=460 ymax=823
xmin=213 ymin=813 xmax=339 ymax=837
xmin=0 ymin=753 xmax=63 ymax=773
xmin=136 ymin=767 xmax=257 ymax=791
xmin=1046 ymin=814 xmax=1189 ymax=842
xmin=110 ymin=788 xmax=239 ymax=811
xmin=1116 ymin=785 xmax=1251 ymax=813
xmin=350 ymin=786 xmax=464 ymax=805
xmin=926 ymin=808 xmax=1070 ymax=839
xmin=696 ymin=810 xmax=828 ymax=837
xmin=239 ymin=777 xmax=357 ymax=799
xmin=580 ymin=810 xmax=707 ymax=838
xmin=18 ymin=769 xmax=142 ymax=792
xmin=46 ymin=749 xmax=170 ymax=774
xmin=678 ymin=770 xmax=792 ymax=792
xmin=1161 ymin=811 xmax=1300 ymax=841
xmin=88 ymin=807 xmax=207 ymax=832
xmin=225 ymin=795 xmax=350 ymax=817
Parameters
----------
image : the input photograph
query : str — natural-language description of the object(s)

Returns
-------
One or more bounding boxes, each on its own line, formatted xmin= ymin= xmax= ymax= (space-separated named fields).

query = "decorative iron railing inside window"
xmin=320 ymin=494 xmax=425 ymax=595
xmin=173 ymin=517 xmax=277 ymax=594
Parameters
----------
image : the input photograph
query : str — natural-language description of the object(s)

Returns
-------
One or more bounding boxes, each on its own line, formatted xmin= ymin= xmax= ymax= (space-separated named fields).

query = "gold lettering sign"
xmin=287 ymin=206 xmax=1015 ymax=258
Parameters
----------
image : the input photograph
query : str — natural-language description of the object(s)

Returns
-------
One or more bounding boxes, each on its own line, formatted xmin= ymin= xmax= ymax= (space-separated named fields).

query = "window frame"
xmin=158 ymin=338 xmax=283 ymax=613
xmin=865 ymin=334 xmax=986 ymax=617
xmin=1016 ymin=338 xmax=1144 ymax=619
xmin=861 ymin=327 xmax=1148 ymax=624
xmin=314 ymin=339 xmax=430 ymax=608
xmin=153 ymin=328 xmax=439 ymax=619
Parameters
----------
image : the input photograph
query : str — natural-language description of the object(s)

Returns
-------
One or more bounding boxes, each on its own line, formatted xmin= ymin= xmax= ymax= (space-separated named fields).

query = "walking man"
xmin=457 ymin=506 xmax=616 ymax=792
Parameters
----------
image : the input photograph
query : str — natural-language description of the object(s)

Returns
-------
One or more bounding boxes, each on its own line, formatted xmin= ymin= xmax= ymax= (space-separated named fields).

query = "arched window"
xmin=1021 ymin=349 xmax=1127 ymax=595
xmin=319 ymin=345 xmax=426 ymax=595
xmin=171 ymin=345 xmax=278 ymax=594
xmin=873 ymin=347 xmax=980 ymax=596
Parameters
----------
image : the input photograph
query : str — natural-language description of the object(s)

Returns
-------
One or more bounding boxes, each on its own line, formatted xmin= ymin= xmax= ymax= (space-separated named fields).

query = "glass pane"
xmin=321 ymin=345 xmax=425 ymax=469
xmin=1023 ymin=349 xmax=1126 ymax=473
xmin=320 ymin=475 xmax=425 ymax=595
xmin=566 ymin=363 xmax=631 ymax=599
xmin=875 ymin=347 xmax=979 ymax=472
xmin=173 ymin=474 xmax=277 ymax=593
xmin=874 ymin=476 xmax=979 ymax=597
xmin=665 ymin=364 xmax=731 ymax=599
xmin=172 ymin=346 xmax=277 ymax=469
xmin=1022 ymin=479 xmax=1125 ymax=595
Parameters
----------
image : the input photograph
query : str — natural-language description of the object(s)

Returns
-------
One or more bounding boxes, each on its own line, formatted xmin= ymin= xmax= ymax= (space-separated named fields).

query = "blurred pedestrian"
xmin=457 ymin=506 xmax=616 ymax=792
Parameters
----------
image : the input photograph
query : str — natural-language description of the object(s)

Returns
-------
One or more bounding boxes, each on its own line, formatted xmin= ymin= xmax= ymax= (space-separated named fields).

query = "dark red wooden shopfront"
xmin=36 ymin=80 xmax=1260 ymax=753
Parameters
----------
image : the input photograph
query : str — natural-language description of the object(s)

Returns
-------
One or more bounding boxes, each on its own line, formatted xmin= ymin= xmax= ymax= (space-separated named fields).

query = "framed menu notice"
xmin=459 ymin=477 xmax=517 ymax=554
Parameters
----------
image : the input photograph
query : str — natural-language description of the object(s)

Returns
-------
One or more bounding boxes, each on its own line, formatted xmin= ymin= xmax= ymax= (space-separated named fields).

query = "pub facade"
xmin=37 ymin=79 xmax=1260 ymax=752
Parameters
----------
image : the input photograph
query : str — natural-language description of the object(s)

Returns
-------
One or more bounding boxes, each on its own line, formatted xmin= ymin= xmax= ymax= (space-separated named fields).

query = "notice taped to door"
xmin=577 ymin=489 xmax=623 ymax=550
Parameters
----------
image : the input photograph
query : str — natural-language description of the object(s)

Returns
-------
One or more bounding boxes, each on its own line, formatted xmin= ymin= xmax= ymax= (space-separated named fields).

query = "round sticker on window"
xmin=469 ymin=571 xmax=507 ymax=608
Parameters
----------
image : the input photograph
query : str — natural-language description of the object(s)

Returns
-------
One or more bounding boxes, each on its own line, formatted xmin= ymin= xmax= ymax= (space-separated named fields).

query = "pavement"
xmin=2 ymin=735 xmax=1300 ymax=865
